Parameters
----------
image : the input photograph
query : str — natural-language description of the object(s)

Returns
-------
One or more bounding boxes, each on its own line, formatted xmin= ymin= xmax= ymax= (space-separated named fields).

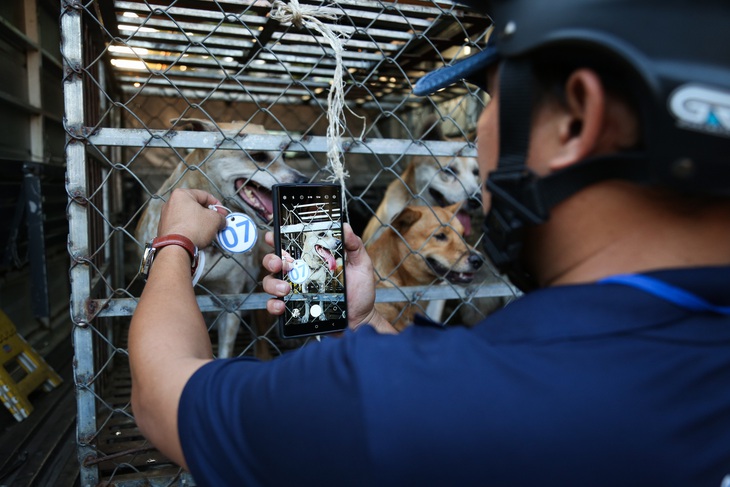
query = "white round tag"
xmin=287 ymin=259 xmax=310 ymax=285
xmin=216 ymin=213 xmax=257 ymax=253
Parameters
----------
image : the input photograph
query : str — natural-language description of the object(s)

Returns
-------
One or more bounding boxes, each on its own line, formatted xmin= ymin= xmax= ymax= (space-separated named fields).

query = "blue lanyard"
xmin=599 ymin=274 xmax=730 ymax=315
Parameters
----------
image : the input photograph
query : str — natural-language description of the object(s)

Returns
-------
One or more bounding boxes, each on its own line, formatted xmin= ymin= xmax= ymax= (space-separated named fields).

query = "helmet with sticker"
xmin=416 ymin=0 xmax=730 ymax=289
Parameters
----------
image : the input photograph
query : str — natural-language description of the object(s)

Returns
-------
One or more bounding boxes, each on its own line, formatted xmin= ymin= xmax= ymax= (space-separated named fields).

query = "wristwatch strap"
xmin=140 ymin=234 xmax=199 ymax=280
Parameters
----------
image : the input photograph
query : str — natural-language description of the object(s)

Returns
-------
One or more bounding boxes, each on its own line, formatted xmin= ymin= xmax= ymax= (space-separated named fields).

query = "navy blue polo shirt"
xmin=178 ymin=266 xmax=730 ymax=487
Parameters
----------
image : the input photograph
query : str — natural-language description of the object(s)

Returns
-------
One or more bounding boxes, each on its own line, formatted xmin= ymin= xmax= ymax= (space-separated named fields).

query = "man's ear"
xmin=548 ymin=68 xmax=607 ymax=171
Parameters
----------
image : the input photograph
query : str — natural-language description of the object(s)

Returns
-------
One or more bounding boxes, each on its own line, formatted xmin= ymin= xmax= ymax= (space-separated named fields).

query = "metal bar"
xmin=85 ymin=129 xmax=478 ymax=157
xmin=115 ymin=26 xmax=401 ymax=56
xmin=24 ymin=0 xmax=43 ymax=162
xmin=23 ymin=166 xmax=50 ymax=321
xmin=116 ymin=38 xmax=249 ymax=58
xmin=300 ymin=0 xmax=467 ymax=15
xmin=336 ymin=6 xmax=434 ymax=29
xmin=115 ymin=14 xmax=265 ymax=37
xmin=257 ymin=51 xmax=374 ymax=68
xmin=3 ymin=172 xmax=27 ymax=269
xmin=116 ymin=84 xmax=428 ymax=110
xmin=116 ymin=75 xmax=312 ymax=96
xmin=112 ymin=56 xmax=343 ymax=79
xmin=61 ymin=1 xmax=98 ymax=484
xmin=265 ymin=44 xmax=385 ymax=63
xmin=116 ymin=71 xmax=331 ymax=89
xmin=89 ymin=283 xmax=517 ymax=318
xmin=109 ymin=43 xmax=378 ymax=71
xmin=122 ymin=0 xmax=436 ymax=29
xmin=270 ymin=30 xmax=402 ymax=53
xmin=116 ymin=0 xmax=464 ymax=16
xmin=114 ymin=1 xmax=268 ymax=24
xmin=114 ymin=29 xmax=255 ymax=50
xmin=117 ymin=14 xmax=416 ymax=42
xmin=119 ymin=85 xmax=314 ymax=105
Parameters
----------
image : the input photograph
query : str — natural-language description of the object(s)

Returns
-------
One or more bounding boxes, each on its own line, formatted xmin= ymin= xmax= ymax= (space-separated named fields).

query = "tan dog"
xmin=362 ymin=120 xmax=481 ymax=245
xmin=367 ymin=203 xmax=484 ymax=331
xmin=135 ymin=118 xmax=306 ymax=357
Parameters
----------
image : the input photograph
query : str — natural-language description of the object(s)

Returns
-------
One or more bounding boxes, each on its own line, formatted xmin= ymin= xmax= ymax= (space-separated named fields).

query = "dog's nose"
xmin=467 ymin=195 xmax=482 ymax=210
xmin=468 ymin=252 xmax=484 ymax=269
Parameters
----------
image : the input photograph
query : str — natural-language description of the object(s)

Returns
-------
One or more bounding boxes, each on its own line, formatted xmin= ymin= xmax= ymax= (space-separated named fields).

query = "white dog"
xmin=300 ymin=229 xmax=342 ymax=293
xmin=135 ymin=118 xmax=307 ymax=358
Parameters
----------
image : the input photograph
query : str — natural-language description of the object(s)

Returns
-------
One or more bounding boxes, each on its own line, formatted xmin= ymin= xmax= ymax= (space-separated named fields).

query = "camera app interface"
xmin=279 ymin=187 xmax=346 ymax=328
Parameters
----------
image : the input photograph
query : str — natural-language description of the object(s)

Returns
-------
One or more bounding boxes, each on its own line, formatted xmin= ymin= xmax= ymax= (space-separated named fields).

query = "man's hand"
xmin=156 ymin=188 xmax=226 ymax=248
xmin=262 ymin=223 xmax=396 ymax=333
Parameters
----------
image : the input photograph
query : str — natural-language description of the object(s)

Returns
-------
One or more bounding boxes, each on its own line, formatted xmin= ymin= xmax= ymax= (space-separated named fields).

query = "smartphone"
xmin=272 ymin=183 xmax=348 ymax=339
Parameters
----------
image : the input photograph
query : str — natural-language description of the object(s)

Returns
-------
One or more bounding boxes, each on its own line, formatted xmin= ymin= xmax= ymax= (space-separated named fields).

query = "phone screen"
xmin=272 ymin=183 xmax=347 ymax=338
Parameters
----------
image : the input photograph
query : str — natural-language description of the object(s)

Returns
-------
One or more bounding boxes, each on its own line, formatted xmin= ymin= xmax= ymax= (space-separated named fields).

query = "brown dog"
xmin=135 ymin=118 xmax=307 ymax=357
xmin=367 ymin=203 xmax=484 ymax=331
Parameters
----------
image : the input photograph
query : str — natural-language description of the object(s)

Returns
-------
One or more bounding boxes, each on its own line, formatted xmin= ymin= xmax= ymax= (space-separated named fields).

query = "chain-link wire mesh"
xmin=61 ymin=1 xmax=519 ymax=484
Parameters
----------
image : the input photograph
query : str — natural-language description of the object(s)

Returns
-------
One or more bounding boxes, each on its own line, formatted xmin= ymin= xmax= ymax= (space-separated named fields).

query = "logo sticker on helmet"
xmin=669 ymin=84 xmax=730 ymax=136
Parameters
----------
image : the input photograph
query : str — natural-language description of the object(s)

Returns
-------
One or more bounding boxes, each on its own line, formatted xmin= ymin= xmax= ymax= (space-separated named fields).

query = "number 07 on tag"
xmin=217 ymin=212 xmax=257 ymax=253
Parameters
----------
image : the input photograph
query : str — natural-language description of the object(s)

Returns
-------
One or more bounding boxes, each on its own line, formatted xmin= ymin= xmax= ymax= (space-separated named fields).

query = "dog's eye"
xmin=440 ymin=167 xmax=457 ymax=182
xmin=249 ymin=151 xmax=270 ymax=163
xmin=473 ymin=168 xmax=479 ymax=177
xmin=443 ymin=166 xmax=457 ymax=176
xmin=433 ymin=232 xmax=448 ymax=241
xmin=317 ymin=232 xmax=326 ymax=237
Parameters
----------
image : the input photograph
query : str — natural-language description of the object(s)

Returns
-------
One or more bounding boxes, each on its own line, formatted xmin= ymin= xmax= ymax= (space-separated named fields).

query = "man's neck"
xmin=530 ymin=181 xmax=730 ymax=287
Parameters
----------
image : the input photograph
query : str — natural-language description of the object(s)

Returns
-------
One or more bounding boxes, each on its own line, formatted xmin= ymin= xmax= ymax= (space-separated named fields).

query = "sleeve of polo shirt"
xmin=177 ymin=329 xmax=375 ymax=487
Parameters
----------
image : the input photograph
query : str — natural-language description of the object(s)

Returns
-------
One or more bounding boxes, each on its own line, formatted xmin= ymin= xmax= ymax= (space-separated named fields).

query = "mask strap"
xmin=497 ymin=59 xmax=535 ymax=169
xmin=482 ymin=59 xmax=541 ymax=291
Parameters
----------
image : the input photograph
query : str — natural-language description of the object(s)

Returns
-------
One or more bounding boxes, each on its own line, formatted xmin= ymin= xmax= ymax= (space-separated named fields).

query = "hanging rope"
xmin=271 ymin=0 xmax=352 ymax=192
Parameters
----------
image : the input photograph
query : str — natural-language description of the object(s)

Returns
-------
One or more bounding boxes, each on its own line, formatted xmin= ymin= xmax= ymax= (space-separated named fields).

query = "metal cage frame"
xmin=61 ymin=1 xmax=517 ymax=484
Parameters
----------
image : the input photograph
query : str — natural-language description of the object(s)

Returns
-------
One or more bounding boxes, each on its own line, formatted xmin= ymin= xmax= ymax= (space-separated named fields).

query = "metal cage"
xmin=61 ymin=1 xmax=517 ymax=484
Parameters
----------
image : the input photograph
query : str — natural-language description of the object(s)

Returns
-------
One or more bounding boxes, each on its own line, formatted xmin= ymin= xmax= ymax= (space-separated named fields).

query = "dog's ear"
xmin=391 ymin=207 xmax=422 ymax=234
xmin=444 ymin=202 xmax=463 ymax=215
xmin=170 ymin=118 xmax=218 ymax=132
xmin=443 ymin=202 xmax=463 ymax=227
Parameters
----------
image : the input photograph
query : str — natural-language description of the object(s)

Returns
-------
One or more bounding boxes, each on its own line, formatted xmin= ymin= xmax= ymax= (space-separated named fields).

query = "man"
xmin=130 ymin=1 xmax=730 ymax=486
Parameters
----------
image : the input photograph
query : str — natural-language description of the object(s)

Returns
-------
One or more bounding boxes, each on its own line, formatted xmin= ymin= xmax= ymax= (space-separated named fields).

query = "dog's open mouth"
xmin=428 ymin=188 xmax=473 ymax=237
xmin=236 ymin=178 xmax=274 ymax=222
xmin=429 ymin=188 xmax=449 ymax=207
xmin=426 ymin=257 xmax=475 ymax=284
xmin=316 ymin=244 xmax=337 ymax=271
